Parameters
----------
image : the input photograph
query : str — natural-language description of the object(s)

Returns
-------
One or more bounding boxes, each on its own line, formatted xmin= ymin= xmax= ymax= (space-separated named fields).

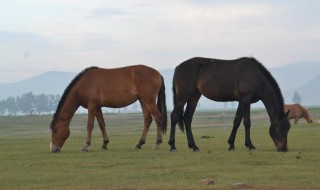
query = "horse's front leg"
xmin=184 ymin=94 xmax=201 ymax=152
xmin=81 ymin=107 xmax=96 ymax=152
xmin=228 ymin=105 xmax=243 ymax=151
xmin=96 ymin=108 xmax=109 ymax=150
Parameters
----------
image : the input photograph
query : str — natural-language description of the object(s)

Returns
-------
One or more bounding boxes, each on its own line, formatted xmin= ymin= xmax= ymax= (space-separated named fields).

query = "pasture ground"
xmin=0 ymin=108 xmax=320 ymax=190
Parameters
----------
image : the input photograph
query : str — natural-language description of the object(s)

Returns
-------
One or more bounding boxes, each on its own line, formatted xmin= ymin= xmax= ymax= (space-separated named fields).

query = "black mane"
xmin=250 ymin=57 xmax=285 ymax=112
xmin=50 ymin=66 xmax=98 ymax=130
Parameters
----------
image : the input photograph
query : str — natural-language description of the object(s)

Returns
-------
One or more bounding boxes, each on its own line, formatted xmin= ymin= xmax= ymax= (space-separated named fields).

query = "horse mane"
xmin=249 ymin=57 xmax=285 ymax=109
xmin=50 ymin=66 xmax=99 ymax=130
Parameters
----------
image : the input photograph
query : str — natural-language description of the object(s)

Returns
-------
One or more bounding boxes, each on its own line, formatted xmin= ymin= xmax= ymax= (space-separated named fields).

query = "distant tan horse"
xmin=284 ymin=104 xmax=313 ymax=124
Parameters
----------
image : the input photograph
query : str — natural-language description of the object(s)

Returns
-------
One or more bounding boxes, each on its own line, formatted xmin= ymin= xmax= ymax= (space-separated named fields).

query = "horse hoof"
xmin=170 ymin=148 xmax=177 ymax=152
xmin=154 ymin=144 xmax=160 ymax=150
xmin=135 ymin=145 xmax=142 ymax=150
xmin=193 ymin=148 xmax=200 ymax=152
xmin=249 ymin=147 xmax=256 ymax=152
xmin=228 ymin=147 xmax=235 ymax=151
xmin=101 ymin=145 xmax=108 ymax=150
xmin=80 ymin=148 xmax=88 ymax=152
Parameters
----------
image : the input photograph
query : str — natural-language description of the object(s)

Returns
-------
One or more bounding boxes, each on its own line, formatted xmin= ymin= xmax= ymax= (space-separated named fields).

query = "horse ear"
xmin=285 ymin=110 xmax=290 ymax=118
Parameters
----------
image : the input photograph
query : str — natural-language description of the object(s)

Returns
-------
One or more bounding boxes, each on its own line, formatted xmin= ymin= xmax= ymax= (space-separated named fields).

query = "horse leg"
xmin=169 ymin=102 xmax=186 ymax=152
xmin=136 ymin=100 xmax=153 ymax=150
xmin=96 ymin=108 xmax=109 ymax=150
xmin=144 ymin=101 xmax=165 ymax=149
xmin=294 ymin=117 xmax=299 ymax=124
xmin=228 ymin=104 xmax=243 ymax=151
xmin=184 ymin=93 xmax=201 ymax=152
xmin=81 ymin=106 xmax=96 ymax=152
xmin=150 ymin=105 xmax=164 ymax=149
xmin=243 ymin=103 xmax=255 ymax=150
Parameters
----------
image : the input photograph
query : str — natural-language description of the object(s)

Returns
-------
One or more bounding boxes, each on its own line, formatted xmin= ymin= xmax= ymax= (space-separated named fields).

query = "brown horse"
xmin=50 ymin=65 xmax=167 ymax=153
xmin=169 ymin=57 xmax=290 ymax=152
xmin=284 ymin=104 xmax=313 ymax=124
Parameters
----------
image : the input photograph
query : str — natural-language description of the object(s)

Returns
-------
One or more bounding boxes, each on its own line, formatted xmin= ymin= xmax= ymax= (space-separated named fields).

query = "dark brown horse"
xmin=50 ymin=65 xmax=167 ymax=153
xmin=169 ymin=57 xmax=290 ymax=152
xmin=284 ymin=104 xmax=313 ymax=124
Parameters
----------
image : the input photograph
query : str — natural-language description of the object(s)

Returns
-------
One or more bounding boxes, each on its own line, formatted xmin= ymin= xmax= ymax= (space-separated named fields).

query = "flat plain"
xmin=0 ymin=108 xmax=319 ymax=190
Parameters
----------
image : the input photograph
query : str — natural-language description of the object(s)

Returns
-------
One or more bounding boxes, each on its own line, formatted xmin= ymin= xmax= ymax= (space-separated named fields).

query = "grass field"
xmin=0 ymin=109 xmax=320 ymax=190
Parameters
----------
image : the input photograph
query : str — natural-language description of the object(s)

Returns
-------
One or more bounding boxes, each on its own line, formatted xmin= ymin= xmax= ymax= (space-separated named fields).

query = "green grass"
xmin=0 ymin=110 xmax=320 ymax=190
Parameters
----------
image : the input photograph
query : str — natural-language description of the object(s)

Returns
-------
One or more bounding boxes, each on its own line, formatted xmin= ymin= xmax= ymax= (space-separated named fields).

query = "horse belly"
xmin=198 ymin=81 xmax=238 ymax=102
xmin=100 ymin=92 xmax=138 ymax=108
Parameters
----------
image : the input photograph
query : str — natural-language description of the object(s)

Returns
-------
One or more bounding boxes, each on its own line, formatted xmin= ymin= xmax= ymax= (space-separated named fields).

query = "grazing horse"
xmin=169 ymin=57 xmax=290 ymax=152
xmin=50 ymin=65 xmax=167 ymax=153
xmin=284 ymin=104 xmax=313 ymax=124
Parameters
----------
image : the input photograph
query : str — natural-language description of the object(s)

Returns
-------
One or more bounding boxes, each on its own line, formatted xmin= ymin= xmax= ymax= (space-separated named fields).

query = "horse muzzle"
xmin=50 ymin=142 xmax=61 ymax=153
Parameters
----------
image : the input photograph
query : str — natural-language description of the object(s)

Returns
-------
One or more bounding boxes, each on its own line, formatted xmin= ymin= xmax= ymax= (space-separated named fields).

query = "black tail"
xmin=157 ymin=76 xmax=167 ymax=134
xmin=172 ymin=81 xmax=185 ymax=132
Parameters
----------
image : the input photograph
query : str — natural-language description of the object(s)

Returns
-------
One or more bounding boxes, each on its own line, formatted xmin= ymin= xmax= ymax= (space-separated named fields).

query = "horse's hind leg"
xmin=136 ymin=100 xmax=153 ymax=149
xmin=169 ymin=104 xmax=185 ymax=152
xmin=96 ymin=108 xmax=109 ymax=149
xmin=144 ymin=101 xmax=165 ymax=149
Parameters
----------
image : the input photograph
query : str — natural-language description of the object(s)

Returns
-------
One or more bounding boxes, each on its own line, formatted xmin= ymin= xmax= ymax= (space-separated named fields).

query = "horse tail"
xmin=157 ymin=75 xmax=167 ymax=134
xmin=172 ymin=81 xmax=185 ymax=132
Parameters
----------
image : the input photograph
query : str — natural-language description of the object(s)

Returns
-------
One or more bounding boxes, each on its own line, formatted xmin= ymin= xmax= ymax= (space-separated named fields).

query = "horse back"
xmin=73 ymin=65 xmax=162 ymax=107
xmin=174 ymin=57 xmax=264 ymax=102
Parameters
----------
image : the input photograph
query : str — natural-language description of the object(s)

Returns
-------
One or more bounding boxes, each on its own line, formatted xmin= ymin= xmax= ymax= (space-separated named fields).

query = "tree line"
xmin=0 ymin=92 xmax=61 ymax=116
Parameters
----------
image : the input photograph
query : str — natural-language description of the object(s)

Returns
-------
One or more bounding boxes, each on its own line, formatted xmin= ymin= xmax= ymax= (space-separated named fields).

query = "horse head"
xmin=50 ymin=114 xmax=70 ymax=153
xmin=269 ymin=112 xmax=291 ymax=152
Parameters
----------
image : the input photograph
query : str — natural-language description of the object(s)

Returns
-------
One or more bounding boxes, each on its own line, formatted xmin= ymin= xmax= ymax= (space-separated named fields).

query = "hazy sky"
xmin=1 ymin=0 xmax=320 ymax=82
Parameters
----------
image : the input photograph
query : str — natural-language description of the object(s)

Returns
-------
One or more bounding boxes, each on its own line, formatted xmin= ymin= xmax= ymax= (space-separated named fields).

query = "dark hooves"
xmin=170 ymin=148 xmax=177 ymax=152
xmin=228 ymin=147 xmax=235 ymax=151
xmin=193 ymin=148 xmax=200 ymax=152
xmin=135 ymin=144 xmax=142 ymax=150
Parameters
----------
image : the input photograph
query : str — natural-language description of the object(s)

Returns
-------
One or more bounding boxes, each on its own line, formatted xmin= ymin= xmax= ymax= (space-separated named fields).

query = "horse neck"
xmin=301 ymin=107 xmax=312 ymax=122
xmin=56 ymin=92 xmax=80 ymax=122
xmin=261 ymin=83 xmax=284 ymax=122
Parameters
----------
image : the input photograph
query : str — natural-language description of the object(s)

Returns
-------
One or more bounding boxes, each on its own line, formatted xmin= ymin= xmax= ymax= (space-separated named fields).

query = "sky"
xmin=0 ymin=0 xmax=320 ymax=83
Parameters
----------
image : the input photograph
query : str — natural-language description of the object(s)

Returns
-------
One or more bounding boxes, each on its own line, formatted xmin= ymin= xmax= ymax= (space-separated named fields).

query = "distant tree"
xmin=196 ymin=102 xmax=202 ymax=110
xmin=132 ymin=102 xmax=139 ymax=110
xmin=17 ymin=92 xmax=35 ymax=115
xmin=0 ymin=99 xmax=6 ymax=115
xmin=6 ymin=96 xmax=18 ymax=115
xmin=34 ymin=94 xmax=48 ymax=114
xmin=224 ymin=102 xmax=228 ymax=110
xmin=46 ymin=94 xmax=56 ymax=113
xmin=52 ymin=94 xmax=61 ymax=112
xmin=231 ymin=102 xmax=236 ymax=109
xmin=292 ymin=91 xmax=302 ymax=104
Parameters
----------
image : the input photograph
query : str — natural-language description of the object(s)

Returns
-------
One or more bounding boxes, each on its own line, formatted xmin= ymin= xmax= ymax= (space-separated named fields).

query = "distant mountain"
xmin=270 ymin=61 xmax=320 ymax=91
xmin=0 ymin=71 xmax=76 ymax=100
xmin=270 ymin=61 xmax=320 ymax=106
xmin=283 ymin=74 xmax=320 ymax=106
xmin=0 ymin=61 xmax=319 ymax=109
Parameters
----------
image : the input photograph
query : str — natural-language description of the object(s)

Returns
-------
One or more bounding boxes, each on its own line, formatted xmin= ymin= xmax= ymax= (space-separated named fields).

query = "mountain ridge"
xmin=1 ymin=61 xmax=319 ymax=108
